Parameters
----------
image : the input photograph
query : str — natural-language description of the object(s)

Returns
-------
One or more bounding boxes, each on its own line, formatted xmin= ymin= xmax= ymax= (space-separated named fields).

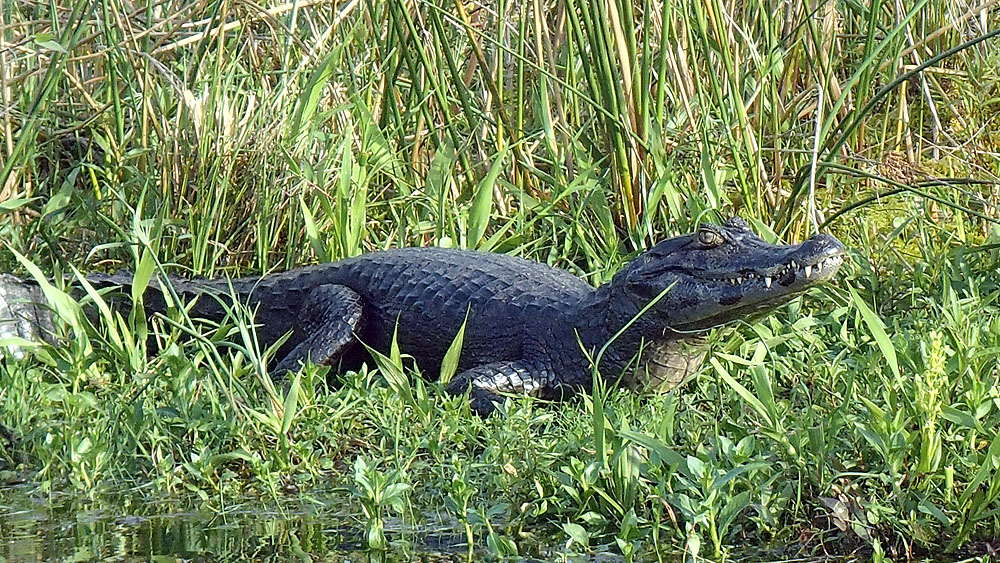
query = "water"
xmin=1 ymin=484 xmax=456 ymax=562
xmin=1 ymin=483 xmax=626 ymax=562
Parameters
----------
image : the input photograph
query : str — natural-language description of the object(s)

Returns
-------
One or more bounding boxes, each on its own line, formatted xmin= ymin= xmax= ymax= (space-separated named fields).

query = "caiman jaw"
xmin=713 ymin=247 xmax=845 ymax=291
xmin=678 ymin=235 xmax=846 ymax=329
xmin=622 ymin=219 xmax=848 ymax=333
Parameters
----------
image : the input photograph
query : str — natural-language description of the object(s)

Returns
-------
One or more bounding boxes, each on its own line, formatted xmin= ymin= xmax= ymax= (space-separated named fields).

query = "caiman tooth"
xmin=805 ymin=264 xmax=812 ymax=278
xmin=765 ymin=276 xmax=772 ymax=288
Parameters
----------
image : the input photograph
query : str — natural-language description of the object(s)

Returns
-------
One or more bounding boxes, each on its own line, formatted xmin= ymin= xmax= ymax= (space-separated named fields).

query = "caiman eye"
xmin=696 ymin=228 xmax=724 ymax=247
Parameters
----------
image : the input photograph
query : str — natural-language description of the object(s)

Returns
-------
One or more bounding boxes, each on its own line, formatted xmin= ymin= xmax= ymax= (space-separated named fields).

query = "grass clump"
xmin=2 ymin=0 xmax=1000 ymax=560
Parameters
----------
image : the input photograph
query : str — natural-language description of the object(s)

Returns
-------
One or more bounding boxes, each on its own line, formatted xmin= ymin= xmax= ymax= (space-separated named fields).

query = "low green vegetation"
xmin=1 ymin=0 xmax=999 ymax=560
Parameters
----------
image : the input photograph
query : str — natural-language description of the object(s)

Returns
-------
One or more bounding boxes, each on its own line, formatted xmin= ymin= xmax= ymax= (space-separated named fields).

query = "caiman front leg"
xmin=445 ymin=361 xmax=573 ymax=416
xmin=272 ymin=284 xmax=365 ymax=376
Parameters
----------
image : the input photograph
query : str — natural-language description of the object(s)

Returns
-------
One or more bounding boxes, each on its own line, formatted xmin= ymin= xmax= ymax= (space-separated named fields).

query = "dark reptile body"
xmin=130 ymin=247 xmax=632 ymax=397
xmin=3 ymin=218 xmax=847 ymax=414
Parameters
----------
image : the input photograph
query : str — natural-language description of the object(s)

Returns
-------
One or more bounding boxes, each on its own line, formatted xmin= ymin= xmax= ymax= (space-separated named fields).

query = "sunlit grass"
xmin=1 ymin=0 xmax=999 ymax=560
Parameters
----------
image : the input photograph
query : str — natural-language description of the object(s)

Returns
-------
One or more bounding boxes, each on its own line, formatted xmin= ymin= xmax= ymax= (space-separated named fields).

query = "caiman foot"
xmin=445 ymin=361 xmax=567 ymax=416
xmin=272 ymin=284 xmax=364 ymax=376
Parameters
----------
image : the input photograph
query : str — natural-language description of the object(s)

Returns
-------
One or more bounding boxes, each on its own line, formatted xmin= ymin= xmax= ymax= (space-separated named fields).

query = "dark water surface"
xmin=0 ymin=482 xmax=628 ymax=562
xmin=1 ymin=484 xmax=455 ymax=562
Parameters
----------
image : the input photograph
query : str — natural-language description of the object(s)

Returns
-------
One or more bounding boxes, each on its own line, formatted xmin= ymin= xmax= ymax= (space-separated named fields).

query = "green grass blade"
xmin=848 ymin=284 xmax=900 ymax=380
xmin=7 ymin=246 xmax=88 ymax=351
xmin=280 ymin=372 xmax=302 ymax=437
xmin=131 ymin=248 xmax=155 ymax=306
xmin=711 ymin=357 xmax=773 ymax=428
xmin=300 ymin=195 xmax=328 ymax=262
xmin=957 ymin=430 xmax=1000 ymax=506
xmin=290 ymin=52 xmax=338 ymax=143
xmin=468 ymin=149 xmax=506 ymax=249
xmin=439 ymin=309 xmax=469 ymax=386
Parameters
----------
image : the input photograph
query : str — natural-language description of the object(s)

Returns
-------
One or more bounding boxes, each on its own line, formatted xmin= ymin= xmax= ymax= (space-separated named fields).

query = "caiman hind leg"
xmin=445 ymin=361 xmax=572 ymax=416
xmin=272 ymin=284 xmax=365 ymax=376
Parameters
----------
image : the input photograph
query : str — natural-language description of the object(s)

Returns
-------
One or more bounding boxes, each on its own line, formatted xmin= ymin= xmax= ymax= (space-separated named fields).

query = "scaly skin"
xmin=0 ymin=218 xmax=846 ymax=414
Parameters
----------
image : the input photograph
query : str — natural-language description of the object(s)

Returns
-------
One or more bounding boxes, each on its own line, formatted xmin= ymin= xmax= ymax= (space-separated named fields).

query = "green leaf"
xmin=72 ymin=266 xmax=124 ymax=352
xmin=563 ymin=522 xmax=590 ymax=548
xmin=918 ymin=499 xmax=951 ymax=526
xmin=958 ymin=430 xmax=1000 ymax=505
xmin=382 ymin=482 xmax=411 ymax=507
xmin=209 ymin=449 xmax=255 ymax=466
xmin=714 ymin=461 xmax=771 ymax=491
xmin=131 ymin=247 xmax=156 ymax=306
xmin=426 ymin=142 xmax=456 ymax=198
xmin=7 ymin=246 xmax=88 ymax=353
xmin=686 ymin=455 xmax=706 ymax=480
xmin=941 ymin=405 xmax=981 ymax=431
xmin=486 ymin=530 xmax=518 ymax=557
xmin=848 ymin=284 xmax=900 ymax=379
xmin=36 ymin=39 xmax=67 ymax=53
xmin=468 ymin=149 xmax=505 ymax=248
xmin=439 ymin=308 xmax=469 ymax=386
xmin=717 ymin=490 xmax=751 ymax=536
xmin=712 ymin=358 xmax=773 ymax=427
xmin=343 ymin=140 xmax=367 ymax=256
xmin=280 ymin=372 xmax=302 ymax=436
xmin=0 ymin=197 xmax=37 ymax=211
xmin=749 ymin=364 xmax=778 ymax=431
xmin=290 ymin=51 xmax=337 ymax=141
xmin=299 ymin=195 xmax=327 ymax=262
xmin=858 ymin=395 xmax=887 ymax=421
xmin=365 ymin=327 xmax=413 ymax=407
xmin=0 ymin=336 xmax=39 ymax=351
xmin=243 ymin=407 xmax=281 ymax=434
xmin=618 ymin=429 xmax=688 ymax=477
xmin=366 ymin=518 xmax=386 ymax=550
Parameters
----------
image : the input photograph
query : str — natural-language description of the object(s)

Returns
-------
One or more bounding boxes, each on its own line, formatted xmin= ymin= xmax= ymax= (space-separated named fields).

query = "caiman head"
xmin=619 ymin=216 xmax=847 ymax=333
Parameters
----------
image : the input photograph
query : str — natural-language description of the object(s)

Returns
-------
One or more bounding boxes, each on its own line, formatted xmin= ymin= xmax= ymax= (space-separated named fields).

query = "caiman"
xmin=0 ymin=217 xmax=846 ymax=414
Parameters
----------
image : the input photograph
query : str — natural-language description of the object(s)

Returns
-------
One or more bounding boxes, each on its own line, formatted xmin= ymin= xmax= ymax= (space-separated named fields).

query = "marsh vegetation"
xmin=1 ymin=0 xmax=1000 ymax=560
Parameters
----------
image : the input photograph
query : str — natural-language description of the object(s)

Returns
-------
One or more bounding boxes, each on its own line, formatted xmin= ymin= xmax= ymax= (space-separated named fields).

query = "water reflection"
xmin=1 ymin=485 xmax=460 ymax=562
xmin=2 ymin=483 xmax=641 ymax=562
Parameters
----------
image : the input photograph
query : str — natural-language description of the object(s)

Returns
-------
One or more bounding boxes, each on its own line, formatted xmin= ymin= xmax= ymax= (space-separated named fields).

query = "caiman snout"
xmin=769 ymin=233 xmax=846 ymax=288
xmin=623 ymin=218 xmax=848 ymax=331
